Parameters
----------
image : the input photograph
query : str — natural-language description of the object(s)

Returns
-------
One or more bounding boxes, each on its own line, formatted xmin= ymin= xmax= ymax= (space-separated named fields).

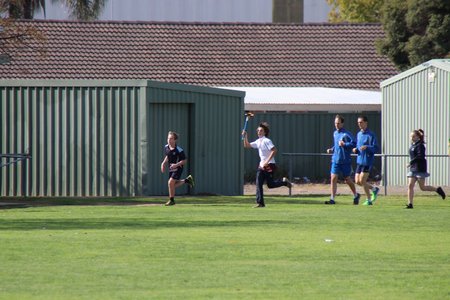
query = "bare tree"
xmin=0 ymin=17 xmax=47 ymax=64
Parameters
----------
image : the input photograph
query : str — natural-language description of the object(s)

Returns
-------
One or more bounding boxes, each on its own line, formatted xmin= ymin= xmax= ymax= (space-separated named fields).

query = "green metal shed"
xmin=0 ymin=80 xmax=245 ymax=197
xmin=381 ymin=59 xmax=450 ymax=186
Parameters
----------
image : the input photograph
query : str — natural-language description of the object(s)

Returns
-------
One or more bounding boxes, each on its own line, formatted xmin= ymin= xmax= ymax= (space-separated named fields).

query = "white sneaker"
xmin=283 ymin=177 xmax=293 ymax=188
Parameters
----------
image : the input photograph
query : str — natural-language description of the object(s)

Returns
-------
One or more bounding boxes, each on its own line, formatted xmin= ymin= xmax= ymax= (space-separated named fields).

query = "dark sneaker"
xmin=186 ymin=175 xmax=195 ymax=188
xmin=405 ymin=203 xmax=413 ymax=209
xmin=325 ymin=199 xmax=336 ymax=205
xmin=253 ymin=204 xmax=265 ymax=208
xmin=283 ymin=177 xmax=293 ymax=188
xmin=353 ymin=193 xmax=361 ymax=205
xmin=371 ymin=187 xmax=380 ymax=202
xmin=165 ymin=200 xmax=175 ymax=206
xmin=436 ymin=187 xmax=446 ymax=199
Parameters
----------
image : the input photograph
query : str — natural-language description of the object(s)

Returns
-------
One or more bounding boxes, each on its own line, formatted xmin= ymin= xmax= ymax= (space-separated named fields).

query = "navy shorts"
xmin=169 ymin=168 xmax=183 ymax=180
xmin=330 ymin=163 xmax=352 ymax=177
xmin=355 ymin=164 xmax=372 ymax=174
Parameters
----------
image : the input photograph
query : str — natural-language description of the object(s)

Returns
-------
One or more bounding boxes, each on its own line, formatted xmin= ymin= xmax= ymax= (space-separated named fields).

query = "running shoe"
xmin=186 ymin=175 xmax=195 ymax=188
xmin=353 ymin=193 xmax=361 ymax=205
xmin=283 ymin=177 xmax=293 ymax=188
xmin=371 ymin=187 xmax=380 ymax=202
xmin=436 ymin=187 xmax=446 ymax=199
xmin=165 ymin=200 xmax=175 ymax=206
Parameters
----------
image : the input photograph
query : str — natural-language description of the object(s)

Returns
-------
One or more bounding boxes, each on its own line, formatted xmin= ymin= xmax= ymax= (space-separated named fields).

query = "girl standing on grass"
xmin=406 ymin=129 xmax=445 ymax=209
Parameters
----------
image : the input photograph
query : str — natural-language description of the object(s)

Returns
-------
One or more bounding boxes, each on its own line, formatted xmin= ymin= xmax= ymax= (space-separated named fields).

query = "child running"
xmin=406 ymin=129 xmax=445 ymax=209
xmin=160 ymin=131 xmax=194 ymax=206
xmin=242 ymin=122 xmax=292 ymax=208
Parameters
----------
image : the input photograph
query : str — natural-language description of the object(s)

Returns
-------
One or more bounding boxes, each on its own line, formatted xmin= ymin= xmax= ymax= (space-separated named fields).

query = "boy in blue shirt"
xmin=352 ymin=116 xmax=379 ymax=205
xmin=326 ymin=115 xmax=360 ymax=205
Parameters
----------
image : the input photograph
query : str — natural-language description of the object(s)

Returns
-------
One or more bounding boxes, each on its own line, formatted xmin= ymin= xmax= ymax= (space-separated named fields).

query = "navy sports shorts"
xmin=355 ymin=164 xmax=372 ymax=174
xmin=169 ymin=168 xmax=183 ymax=180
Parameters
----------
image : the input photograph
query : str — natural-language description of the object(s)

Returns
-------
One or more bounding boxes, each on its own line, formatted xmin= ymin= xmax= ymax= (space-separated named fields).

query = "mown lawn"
xmin=0 ymin=195 xmax=449 ymax=299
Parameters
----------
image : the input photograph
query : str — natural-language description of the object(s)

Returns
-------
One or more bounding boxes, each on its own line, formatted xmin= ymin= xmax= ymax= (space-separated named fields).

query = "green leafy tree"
xmin=60 ymin=0 xmax=106 ymax=21
xmin=5 ymin=0 xmax=46 ymax=19
xmin=327 ymin=0 xmax=385 ymax=23
xmin=377 ymin=0 xmax=450 ymax=71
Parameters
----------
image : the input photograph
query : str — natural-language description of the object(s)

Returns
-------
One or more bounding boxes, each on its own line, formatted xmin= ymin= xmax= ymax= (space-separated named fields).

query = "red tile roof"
xmin=0 ymin=20 xmax=398 ymax=90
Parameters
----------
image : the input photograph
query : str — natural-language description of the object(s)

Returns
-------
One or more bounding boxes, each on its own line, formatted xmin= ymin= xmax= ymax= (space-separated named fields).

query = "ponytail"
xmin=412 ymin=129 xmax=425 ymax=143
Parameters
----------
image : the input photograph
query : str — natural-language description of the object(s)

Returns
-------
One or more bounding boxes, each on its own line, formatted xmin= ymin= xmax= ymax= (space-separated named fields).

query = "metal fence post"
xmin=383 ymin=154 xmax=387 ymax=196
xmin=288 ymin=154 xmax=293 ymax=197
xmin=22 ymin=157 xmax=27 ymax=198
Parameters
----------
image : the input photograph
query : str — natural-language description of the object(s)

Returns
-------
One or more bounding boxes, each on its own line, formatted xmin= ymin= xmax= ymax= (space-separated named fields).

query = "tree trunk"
xmin=23 ymin=0 xmax=33 ymax=19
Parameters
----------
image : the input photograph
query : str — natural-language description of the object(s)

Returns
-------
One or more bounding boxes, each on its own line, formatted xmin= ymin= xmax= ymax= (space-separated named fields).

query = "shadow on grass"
xmin=0 ymin=195 xmax=328 ymax=209
xmin=0 ymin=217 xmax=298 ymax=231
xmin=182 ymin=195 xmax=326 ymax=205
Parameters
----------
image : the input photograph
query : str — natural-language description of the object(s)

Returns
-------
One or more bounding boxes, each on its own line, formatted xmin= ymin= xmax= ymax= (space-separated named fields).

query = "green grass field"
xmin=0 ymin=195 xmax=449 ymax=299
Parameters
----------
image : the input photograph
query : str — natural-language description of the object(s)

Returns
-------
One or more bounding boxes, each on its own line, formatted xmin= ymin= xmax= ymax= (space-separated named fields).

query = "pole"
xmin=288 ymin=155 xmax=293 ymax=197
xmin=383 ymin=154 xmax=387 ymax=196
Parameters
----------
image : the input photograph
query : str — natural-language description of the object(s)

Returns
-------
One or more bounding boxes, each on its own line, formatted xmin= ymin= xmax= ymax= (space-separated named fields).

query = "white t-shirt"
xmin=250 ymin=136 xmax=276 ymax=167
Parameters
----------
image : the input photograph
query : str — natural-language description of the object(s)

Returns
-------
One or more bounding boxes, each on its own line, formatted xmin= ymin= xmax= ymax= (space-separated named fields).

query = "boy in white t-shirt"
xmin=242 ymin=122 xmax=292 ymax=208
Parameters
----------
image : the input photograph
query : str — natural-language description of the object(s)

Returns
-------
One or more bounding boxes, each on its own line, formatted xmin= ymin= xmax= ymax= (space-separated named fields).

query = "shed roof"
xmin=380 ymin=59 xmax=450 ymax=88
xmin=0 ymin=20 xmax=398 ymax=90
xmin=220 ymin=87 xmax=381 ymax=112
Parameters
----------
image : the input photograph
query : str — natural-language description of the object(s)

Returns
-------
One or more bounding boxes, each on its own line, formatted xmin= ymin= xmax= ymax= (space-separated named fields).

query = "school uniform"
xmin=407 ymin=141 xmax=429 ymax=178
xmin=164 ymin=144 xmax=186 ymax=179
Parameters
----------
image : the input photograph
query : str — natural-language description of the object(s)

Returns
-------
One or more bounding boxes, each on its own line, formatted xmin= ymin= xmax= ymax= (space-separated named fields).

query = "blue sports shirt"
xmin=330 ymin=128 xmax=355 ymax=164
xmin=354 ymin=129 xmax=379 ymax=166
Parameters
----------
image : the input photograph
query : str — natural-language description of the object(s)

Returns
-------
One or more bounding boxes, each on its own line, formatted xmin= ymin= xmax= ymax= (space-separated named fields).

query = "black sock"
xmin=170 ymin=197 xmax=174 ymax=201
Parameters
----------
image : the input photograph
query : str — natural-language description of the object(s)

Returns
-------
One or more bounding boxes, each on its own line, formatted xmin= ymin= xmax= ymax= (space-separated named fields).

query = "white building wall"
xmin=34 ymin=0 xmax=330 ymax=23
xmin=304 ymin=0 xmax=330 ymax=23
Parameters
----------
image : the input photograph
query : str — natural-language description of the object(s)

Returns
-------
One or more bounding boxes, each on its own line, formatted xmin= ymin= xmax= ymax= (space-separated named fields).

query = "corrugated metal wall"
xmin=1 ymin=80 xmax=146 ymax=197
xmin=1 ymin=80 xmax=245 ymax=197
xmin=243 ymin=112 xmax=382 ymax=181
xmin=147 ymin=103 xmax=191 ymax=195
xmin=382 ymin=65 xmax=450 ymax=186
xmin=146 ymin=83 xmax=244 ymax=196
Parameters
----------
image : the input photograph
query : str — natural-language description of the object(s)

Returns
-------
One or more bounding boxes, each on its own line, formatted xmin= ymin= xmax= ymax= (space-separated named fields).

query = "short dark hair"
xmin=259 ymin=122 xmax=270 ymax=137
xmin=335 ymin=114 xmax=344 ymax=123
xmin=358 ymin=115 xmax=368 ymax=122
